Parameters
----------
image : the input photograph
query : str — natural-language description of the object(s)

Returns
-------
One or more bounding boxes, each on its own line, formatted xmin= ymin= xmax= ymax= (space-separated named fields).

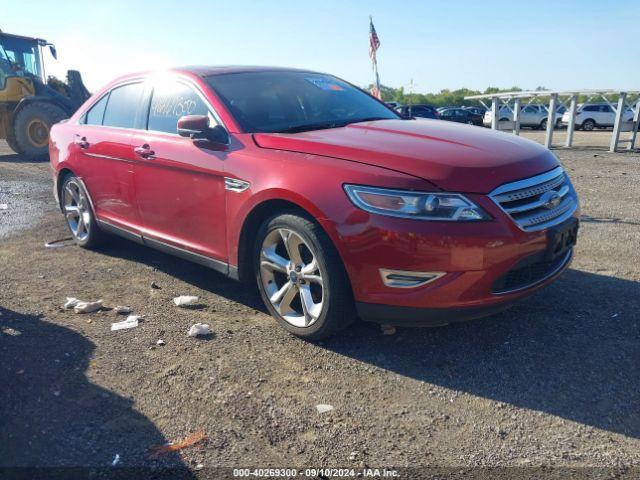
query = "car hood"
xmin=253 ymin=119 xmax=559 ymax=193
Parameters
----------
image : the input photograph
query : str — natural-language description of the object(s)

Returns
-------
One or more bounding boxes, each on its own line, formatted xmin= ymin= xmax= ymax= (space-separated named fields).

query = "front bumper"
xmin=326 ymin=193 xmax=578 ymax=324
xmin=355 ymin=248 xmax=573 ymax=326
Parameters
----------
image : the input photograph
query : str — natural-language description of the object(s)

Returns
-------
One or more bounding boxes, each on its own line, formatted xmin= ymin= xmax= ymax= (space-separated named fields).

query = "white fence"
xmin=465 ymin=90 xmax=640 ymax=152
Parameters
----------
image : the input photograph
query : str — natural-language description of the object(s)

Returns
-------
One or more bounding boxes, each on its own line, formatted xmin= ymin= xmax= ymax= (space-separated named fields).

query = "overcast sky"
xmin=3 ymin=0 xmax=639 ymax=93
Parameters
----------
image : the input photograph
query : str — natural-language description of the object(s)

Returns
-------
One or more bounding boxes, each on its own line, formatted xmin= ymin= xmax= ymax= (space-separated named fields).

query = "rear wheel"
xmin=13 ymin=102 xmax=67 ymax=161
xmin=61 ymin=175 xmax=104 ymax=248
xmin=540 ymin=118 xmax=548 ymax=130
xmin=582 ymin=119 xmax=595 ymax=131
xmin=254 ymin=212 xmax=355 ymax=340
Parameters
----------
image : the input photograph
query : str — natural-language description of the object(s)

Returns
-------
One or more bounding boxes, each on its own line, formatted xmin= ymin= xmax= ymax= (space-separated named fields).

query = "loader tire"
xmin=5 ymin=129 xmax=20 ymax=154
xmin=14 ymin=102 xmax=67 ymax=161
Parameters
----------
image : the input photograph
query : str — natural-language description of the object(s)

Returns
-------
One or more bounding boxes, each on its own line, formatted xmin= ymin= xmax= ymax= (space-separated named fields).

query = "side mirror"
xmin=177 ymin=115 xmax=229 ymax=147
xmin=49 ymin=45 xmax=58 ymax=60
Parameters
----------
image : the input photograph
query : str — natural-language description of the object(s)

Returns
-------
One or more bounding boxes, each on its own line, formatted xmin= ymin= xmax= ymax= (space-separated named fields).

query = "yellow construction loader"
xmin=0 ymin=30 xmax=90 ymax=160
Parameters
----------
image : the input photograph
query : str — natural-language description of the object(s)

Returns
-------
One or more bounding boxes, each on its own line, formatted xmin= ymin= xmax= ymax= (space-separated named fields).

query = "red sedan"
xmin=49 ymin=67 xmax=579 ymax=339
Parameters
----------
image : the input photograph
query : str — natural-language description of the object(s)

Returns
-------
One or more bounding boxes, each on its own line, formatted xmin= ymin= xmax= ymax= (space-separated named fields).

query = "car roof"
xmin=405 ymin=104 xmax=435 ymax=108
xmin=102 ymin=66 xmax=328 ymax=89
xmin=177 ymin=65 xmax=319 ymax=77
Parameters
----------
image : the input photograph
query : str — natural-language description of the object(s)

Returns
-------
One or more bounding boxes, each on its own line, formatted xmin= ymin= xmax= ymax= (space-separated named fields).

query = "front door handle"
xmin=74 ymin=135 xmax=89 ymax=149
xmin=134 ymin=144 xmax=155 ymax=159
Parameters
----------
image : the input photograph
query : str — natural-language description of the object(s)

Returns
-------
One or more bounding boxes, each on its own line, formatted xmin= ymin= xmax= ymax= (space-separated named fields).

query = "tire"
xmin=254 ymin=212 xmax=355 ymax=340
xmin=13 ymin=102 xmax=68 ymax=161
xmin=582 ymin=119 xmax=595 ymax=131
xmin=5 ymin=129 xmax=20 ymax=154
xmin=540 ymin=118 xmax=548 ymax=130
xmin=60 ymin=174 xmax=105 ymax=248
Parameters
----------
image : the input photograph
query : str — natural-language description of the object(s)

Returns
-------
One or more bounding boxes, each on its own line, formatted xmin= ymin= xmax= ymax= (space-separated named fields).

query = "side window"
xmin=84 ymin=94 xmax=109 ymax=125
xmin=102 ymin=83 xmax=145 ymax=129
xmin=148 ymin=81 xmax=212 ymax=134
xmin=583 ymin=105 xmax=598 ymax=112
xmin=601 ymin=105 xmax=612 ymax=113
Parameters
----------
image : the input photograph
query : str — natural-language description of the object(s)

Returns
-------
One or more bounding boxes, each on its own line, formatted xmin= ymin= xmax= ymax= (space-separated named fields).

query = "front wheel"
xmin=254 ymin=212 xmax=355 ymax=340
xmin=582 ymin=119 xmax=595 ymax=131
xmin=540 ymin=118 xmax=548 ymax=130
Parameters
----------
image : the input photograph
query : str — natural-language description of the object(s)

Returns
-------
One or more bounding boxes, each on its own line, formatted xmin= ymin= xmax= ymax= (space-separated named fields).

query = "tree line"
xmin=367 ymin=84 xmax=535 ymax=107
xmin=368 ymin=84 xmax=624 ymax=108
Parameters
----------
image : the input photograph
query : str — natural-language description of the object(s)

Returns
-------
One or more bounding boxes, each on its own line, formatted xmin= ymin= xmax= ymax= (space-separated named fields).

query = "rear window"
xmin=102 ymin=82 xmax=144 ymax=129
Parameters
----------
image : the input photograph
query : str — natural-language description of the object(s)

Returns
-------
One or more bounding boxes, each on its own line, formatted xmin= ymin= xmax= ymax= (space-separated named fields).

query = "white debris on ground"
xmin=381 ymin=324 xmax=396 ymax=336
xmin=111 ymin=453 xmax=120 ymax=466
xmin=111 ymin=315 xmax=141 ymax=331
xmin=63 ymin=297 xmax=80 ymax=309
xmin=44 ymin=238 xmax=75 ymax=248
xmin=0 ymin=203 xmax=8 ymax=210
xmin=315 ymin=404 xmax=334 ymax=414
xmin=173 ymin=295 xmax=199 ymax=307
xmin=187 ymin=323 xmax=211 ymax=337
xmin=114 ymin=305 xmax=132 ymax=314
xmin=73 ymin=300 xmax=103 ymax=314
xmin=156 ymin=339 xmax=166 ymax=346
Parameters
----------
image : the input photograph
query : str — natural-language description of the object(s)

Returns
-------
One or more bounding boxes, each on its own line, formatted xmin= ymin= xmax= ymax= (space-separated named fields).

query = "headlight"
xmin=344 ymin=184 xmax=490 ymax=221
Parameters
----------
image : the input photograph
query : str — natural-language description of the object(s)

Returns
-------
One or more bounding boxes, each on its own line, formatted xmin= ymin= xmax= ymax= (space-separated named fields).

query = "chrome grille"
xmin=489 ymin=166 xmax=578 ymax=231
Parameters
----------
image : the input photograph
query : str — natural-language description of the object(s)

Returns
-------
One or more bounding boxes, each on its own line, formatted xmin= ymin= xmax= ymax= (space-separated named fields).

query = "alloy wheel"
xmin=63 ymin=179 xmax=91 ymax=242
xmin=259 ymin=228 xmax=324 ymax=328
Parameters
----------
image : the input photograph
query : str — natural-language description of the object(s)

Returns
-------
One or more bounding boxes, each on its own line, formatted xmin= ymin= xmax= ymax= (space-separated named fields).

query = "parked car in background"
xmin=439 ymin=107 xmax=483 ymax=126
xmin=561 ymin=103 xmax=634 ymax=131
xmin=397 ymin=104 xmax=439 ymax=119
xmin=483 ymin=104 xmax=563 ymax=129
xmin=50 ymin=66 xmax=579 ymax=339
xmin=463 ymin=106 xmax=487 ymax=116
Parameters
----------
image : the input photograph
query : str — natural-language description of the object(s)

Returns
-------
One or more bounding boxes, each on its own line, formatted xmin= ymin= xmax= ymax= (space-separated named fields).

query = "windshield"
xmin=0 ymin=35 xmax=43 ymax=80
xmin=206 ymin=71 xmax=398 ymax=133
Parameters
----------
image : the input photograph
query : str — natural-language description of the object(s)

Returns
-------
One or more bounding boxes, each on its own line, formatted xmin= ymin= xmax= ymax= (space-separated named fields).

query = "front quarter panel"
xmin=225 ymin=134 xmax=436 ymax=269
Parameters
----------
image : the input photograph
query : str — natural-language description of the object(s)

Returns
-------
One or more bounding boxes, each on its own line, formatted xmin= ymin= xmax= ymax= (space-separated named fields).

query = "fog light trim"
xmin=379 ymin=269 xmax=445 ymax=288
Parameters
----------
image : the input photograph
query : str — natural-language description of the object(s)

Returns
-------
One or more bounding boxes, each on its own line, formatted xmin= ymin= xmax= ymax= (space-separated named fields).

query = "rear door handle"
xmin=74 ymin=135 xmax=89 ymax=149
xmin=134 ymin=144 xmax=155 ymax=159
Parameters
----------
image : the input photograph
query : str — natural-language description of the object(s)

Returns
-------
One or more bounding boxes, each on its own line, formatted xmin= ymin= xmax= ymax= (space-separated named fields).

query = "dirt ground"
xmin=1 ymin=129 xmax=639 ymax=478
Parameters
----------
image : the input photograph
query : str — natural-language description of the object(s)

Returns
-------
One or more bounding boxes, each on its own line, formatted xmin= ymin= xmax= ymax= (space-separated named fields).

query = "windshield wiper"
xmin=275 ymin=121 xmax=349 ymax=134
xmin=343 ymin=116 xmax=391 ymax=125
xmin=274 ymin=116 xmax=392 ymax=134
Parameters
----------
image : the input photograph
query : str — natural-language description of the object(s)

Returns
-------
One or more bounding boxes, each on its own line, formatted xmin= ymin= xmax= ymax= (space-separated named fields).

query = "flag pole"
xmin=369 ymin=15 xmax=381 ymax=99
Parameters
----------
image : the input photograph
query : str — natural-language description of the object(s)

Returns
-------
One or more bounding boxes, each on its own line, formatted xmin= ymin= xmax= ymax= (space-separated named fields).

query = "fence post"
xmin=513 ymin=97 xmax=521 ymax=135
xmin=565 ymin=95 xmax=578 ymax=147
xmin=610 ymin=92 xmax=627 ymax=152
xmin=545 ymin=93 xmax=557 ymax=148
xmin=491 ymin=97 xmax=499 ymax=130
xmin=629 ymin=98 xmax=640 ymax=151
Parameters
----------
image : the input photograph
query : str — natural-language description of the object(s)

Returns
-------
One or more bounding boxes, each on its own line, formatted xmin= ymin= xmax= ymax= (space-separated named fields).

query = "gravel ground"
xmin=0 ymin=131 xmax=639 ymax=479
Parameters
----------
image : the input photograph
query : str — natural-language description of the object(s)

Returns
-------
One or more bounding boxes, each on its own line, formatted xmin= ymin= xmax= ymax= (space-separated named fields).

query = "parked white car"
xmin=561 ymin=103 xmax=635 ymax=131
xmin=483 ymin=104 xmax=564 ymax=129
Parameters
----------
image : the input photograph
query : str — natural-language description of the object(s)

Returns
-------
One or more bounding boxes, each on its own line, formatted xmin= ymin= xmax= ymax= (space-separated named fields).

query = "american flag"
xmin=369 ymin=17 xmax=380 ymax=63
xmin=369 ymin=16 xmax=382 ymax=99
